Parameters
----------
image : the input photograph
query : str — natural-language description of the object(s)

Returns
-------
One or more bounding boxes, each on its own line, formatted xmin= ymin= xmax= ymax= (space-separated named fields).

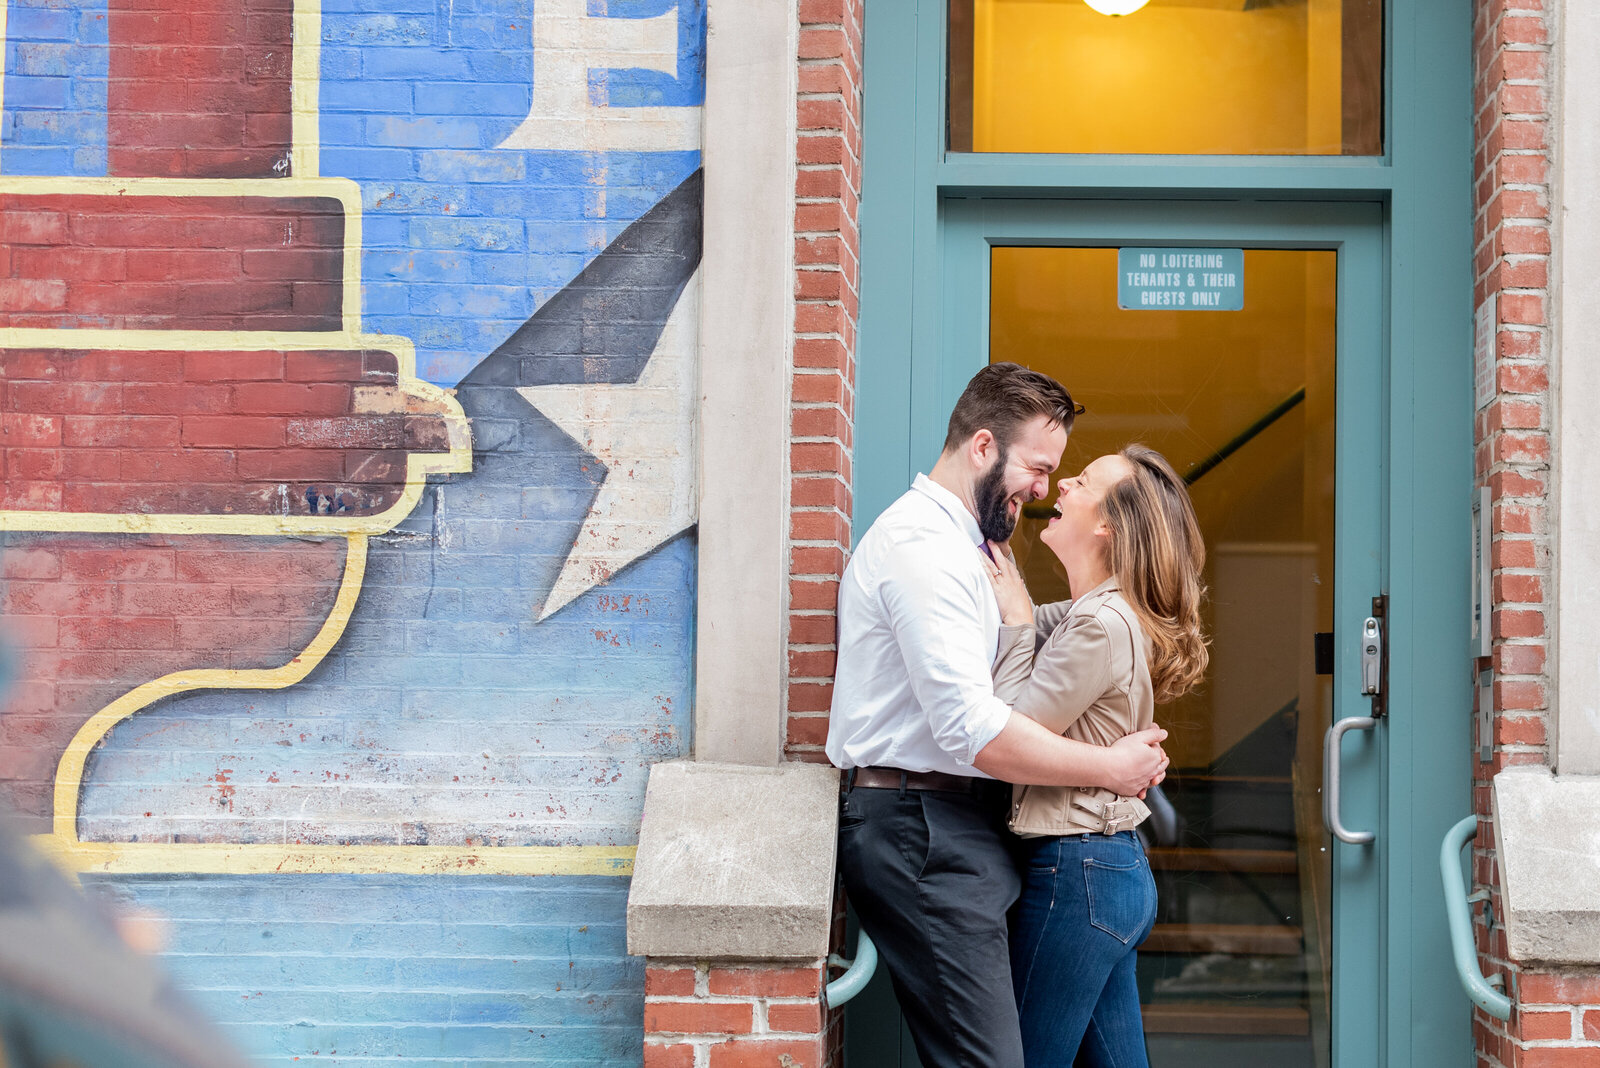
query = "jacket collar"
xmin=1070 ymin=575 xmax=1122 ymax=612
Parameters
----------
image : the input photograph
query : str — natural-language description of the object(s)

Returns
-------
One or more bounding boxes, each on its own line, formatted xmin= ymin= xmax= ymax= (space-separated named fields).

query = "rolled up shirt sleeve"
xmin=877 ymin=539 xmax=1014 ymax=765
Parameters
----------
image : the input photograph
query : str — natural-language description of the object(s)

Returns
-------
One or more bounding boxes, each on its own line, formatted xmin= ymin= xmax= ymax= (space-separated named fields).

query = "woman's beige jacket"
xmin=992 ymin=576 xmax=1154 ymax=837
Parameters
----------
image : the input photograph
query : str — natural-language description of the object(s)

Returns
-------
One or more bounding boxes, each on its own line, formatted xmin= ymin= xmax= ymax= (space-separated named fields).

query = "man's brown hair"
xmin=942 ymin=362 xmax=1081 ymax=454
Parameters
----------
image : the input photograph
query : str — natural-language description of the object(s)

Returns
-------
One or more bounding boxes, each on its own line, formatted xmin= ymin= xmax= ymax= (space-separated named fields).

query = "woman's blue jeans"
xmin=1010 ymin=830 xmax=1158 ymax=1068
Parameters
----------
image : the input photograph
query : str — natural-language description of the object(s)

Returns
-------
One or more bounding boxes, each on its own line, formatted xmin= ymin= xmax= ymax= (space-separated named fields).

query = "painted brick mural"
xmin=1 ymin=0 xmax=705 ymax=1063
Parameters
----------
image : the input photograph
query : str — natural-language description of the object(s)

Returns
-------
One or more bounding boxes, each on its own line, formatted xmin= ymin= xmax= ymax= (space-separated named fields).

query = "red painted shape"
xmin=107 ymin=0 xmax=294 ymax=179
xmin=0 ymin=194 xmax=343 ymax=331
xmin=0 ymin=533 xmax=347 ymax=836
xmin=1 ymin=348 xmax=455 ymax=517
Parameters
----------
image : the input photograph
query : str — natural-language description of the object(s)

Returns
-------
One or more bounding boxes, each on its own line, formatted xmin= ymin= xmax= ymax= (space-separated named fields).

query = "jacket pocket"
xmin=1083 ymin=855 xmax=1157 ymax=945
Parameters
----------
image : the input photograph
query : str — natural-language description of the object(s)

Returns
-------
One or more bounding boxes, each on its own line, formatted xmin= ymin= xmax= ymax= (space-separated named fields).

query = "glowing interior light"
xmin=1083 ymin=0 xmax=1151 ymax=15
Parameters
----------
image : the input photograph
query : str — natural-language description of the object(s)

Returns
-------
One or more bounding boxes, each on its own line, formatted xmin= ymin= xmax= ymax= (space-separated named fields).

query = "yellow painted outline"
xmin=3 ymin=5 xmax=632 ymax=880
xmin=292 ymin=0 xmax=322 ymax=178
xmin=30 ymin=838 xmax=636 ymax=876
xmin=49 ymin=533 xmax=369 ymax=842
xmin=29 ymin=533 xmax=634 ymax=877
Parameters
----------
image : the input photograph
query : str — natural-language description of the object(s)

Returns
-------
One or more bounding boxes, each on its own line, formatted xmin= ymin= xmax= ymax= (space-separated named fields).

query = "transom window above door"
xmin=946 ymin=0 xmax=1382 ymax=155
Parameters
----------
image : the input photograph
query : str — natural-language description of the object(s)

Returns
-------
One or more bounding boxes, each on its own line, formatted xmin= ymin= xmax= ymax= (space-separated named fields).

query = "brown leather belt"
xmin=846 ymin=766 xmax=981 ymax=793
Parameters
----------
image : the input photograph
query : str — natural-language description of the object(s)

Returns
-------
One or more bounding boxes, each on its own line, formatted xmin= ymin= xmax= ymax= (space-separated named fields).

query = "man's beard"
xmin=974 ymin=444 xmax=1017 ymax=544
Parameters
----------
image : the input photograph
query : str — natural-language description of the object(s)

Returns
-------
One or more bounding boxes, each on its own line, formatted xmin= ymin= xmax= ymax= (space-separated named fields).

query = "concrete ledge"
xmin=627 ymin=760 xmax=839 ymax=960
xmin=1493 ymin=767 xmax=1600 ymax=964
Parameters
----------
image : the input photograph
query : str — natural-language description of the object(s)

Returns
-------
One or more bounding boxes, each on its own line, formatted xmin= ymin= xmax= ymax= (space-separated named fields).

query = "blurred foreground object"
xmin=0 ymin=822 xmax=255 ymax=1068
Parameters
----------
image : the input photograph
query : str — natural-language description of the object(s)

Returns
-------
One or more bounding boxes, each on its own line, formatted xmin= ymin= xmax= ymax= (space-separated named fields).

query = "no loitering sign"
xmin=1118 ymin=248 xmax=1244 ymax=311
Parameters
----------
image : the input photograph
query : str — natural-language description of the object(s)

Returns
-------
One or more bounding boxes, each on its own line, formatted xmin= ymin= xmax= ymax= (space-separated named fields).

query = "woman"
xmin=984 ymin=444 xmax=1209 ymax=1068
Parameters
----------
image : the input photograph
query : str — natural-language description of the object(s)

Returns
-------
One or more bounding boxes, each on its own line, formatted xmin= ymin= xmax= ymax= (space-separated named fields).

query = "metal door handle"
xmin=1324 ymin=716 xmax=1377 ymax=844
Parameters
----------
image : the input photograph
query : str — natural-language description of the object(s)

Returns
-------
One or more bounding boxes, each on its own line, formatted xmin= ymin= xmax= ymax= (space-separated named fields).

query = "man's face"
xmin=973 ymin=414 xmax=1069 ymax=543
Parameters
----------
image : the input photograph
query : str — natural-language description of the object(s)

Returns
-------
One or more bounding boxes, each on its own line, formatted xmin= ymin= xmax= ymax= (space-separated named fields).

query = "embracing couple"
xmin=827 ymin=363 xmax=1208 ymax=1068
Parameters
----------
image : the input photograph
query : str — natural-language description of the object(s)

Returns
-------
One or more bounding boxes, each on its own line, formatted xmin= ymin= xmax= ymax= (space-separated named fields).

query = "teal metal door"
xmin=844 ymin=196 xmax=1468 ymax=1066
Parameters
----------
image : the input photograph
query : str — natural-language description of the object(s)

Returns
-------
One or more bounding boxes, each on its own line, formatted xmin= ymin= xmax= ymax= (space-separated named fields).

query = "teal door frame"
xmin=852 ymin=0 xmax=1474 ymax=1064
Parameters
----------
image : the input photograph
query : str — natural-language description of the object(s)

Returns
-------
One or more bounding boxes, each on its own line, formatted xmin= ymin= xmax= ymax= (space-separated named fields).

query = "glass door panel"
xmin=947 ymin=0 xmax=1382 ymax=155
xmin=991 ymin=247 xmax=1337 ymax=1066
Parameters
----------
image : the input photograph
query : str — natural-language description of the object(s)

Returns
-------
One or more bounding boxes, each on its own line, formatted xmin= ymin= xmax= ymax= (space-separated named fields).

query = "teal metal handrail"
xmin=825 ymin=931 xmax=878 ymax=1008
xmin=1440 ymin=815 xmax=1511 ymax=1020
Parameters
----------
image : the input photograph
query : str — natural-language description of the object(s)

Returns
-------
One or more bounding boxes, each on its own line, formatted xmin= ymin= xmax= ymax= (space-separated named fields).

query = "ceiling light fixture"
xmin=1084 ymin=0 xmax=1151 ymax=15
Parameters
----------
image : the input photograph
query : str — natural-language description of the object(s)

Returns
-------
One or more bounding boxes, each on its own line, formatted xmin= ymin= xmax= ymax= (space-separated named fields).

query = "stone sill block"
xmin=627 ymin=760 xmax=840 ymax=961
xmin=1493 ymin=767 xmax=1600 ymax=965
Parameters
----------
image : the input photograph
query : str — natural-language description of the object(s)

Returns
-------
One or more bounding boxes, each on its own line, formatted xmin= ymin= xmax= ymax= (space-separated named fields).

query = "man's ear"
xmin=970 ymin=429 xmax=996 ymax=466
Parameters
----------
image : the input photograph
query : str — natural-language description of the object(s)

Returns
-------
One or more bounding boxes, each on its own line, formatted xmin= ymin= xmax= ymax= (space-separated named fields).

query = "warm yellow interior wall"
xmin=992 ymin=248 xmax=1336 ymax=767
xmin=972 ymin=0 xmax=1342 ymax=155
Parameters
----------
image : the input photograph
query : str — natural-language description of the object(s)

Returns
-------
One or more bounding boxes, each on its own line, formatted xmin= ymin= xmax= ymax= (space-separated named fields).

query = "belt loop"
xmin=897 ymin=770 xmax=908 ymax=799
xmin=844 ymin=767 xmax=857 ymax=792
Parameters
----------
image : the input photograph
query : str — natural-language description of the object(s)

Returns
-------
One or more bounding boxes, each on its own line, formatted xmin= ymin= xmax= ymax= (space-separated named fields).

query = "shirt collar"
xmin=912 ymin=473 xmax=984 ymax=548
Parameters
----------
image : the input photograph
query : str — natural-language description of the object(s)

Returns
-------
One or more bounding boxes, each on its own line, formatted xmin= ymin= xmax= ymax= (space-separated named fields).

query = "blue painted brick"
xmin=5 ymin=75 xmax=70 ymax=108
xmin=70 ymin=78 xmax=108 ymax=109
xmin=447 ymin=14 xmax=535 ymax=52
xmin=11 ymin=41 xmax=101 ymax=76
xmin=408 ymin=284 xmax=528 ymax=318
xmin=411 ymin=81 xmax=530 ymax=117
xmin=463 ymin=48 xmax=532 ymax=81
xmin=358 ymin=214 xmax=409 ymax=246
xmin=416 ymin=149 xmax=526 ymax=183
xmin=318 ymin=45 xmax=365 ymax=78
xmin=367 ymin=115 xmax=487 ymax=149
xmin=10 ymin=109 xmax=102 ymax=142
xmin=0 ymin=145 xmax=72 ymax=174
xmin=312 ymin=146 xmax=416 ymax=177
xmin=361 ymin=281 xmax=410 ymax=314
xmin=409 ymin=216 xmax=524 ymax=251
xmin=361 ymin=47 xmax=472 ymax=80
xmin=319 ymin=113 xmax=366 ymax=145
xmin=330 ymin=13 xmax=436 ymax=46
xmin=324 ymin=0 xmax=438 ymax=12
xmin=7 ymin=5 xmax=78 ymax=39
xmin=321 ymin=79 xmax=413 ymax=112
xmin=365 ymin=248 xmax=469 ymax=278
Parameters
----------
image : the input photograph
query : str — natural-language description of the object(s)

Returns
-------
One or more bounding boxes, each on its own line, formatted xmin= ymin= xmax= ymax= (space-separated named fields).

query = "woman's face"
xmin=1038 ymin=453 xmax=1135 ymax=563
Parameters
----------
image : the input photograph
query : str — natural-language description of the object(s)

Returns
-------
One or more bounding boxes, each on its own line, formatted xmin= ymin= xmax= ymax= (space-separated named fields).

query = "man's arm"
xmin=877 ymin=537 xmax=1169 ymax=789
xmin=974 ymin=716 xmax=1169 ymax=796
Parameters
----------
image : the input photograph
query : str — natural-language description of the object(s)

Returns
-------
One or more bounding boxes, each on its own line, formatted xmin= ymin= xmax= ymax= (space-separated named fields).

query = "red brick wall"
xmin=786 ymin=0 xmax=862 ymax=763
xmin=1467 ymin=0 xmax=1592 ymax=1062
xmin=0 ymin=195 xmax=342 ymax=331
xmin=643 ymin=963 xmax=832 ymax=1068
xmin=108 ymin=0 xmax=294 ymax=179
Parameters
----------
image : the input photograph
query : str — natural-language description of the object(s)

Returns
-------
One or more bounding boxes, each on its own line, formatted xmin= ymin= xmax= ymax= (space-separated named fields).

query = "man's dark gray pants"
xmin=838 ymin=780 xmax=1024 ymax=1068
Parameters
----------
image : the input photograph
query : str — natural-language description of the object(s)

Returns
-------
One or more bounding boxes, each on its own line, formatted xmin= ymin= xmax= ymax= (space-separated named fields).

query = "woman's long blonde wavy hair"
xmin=1099 ymin=445 xmax=1209 ymax=703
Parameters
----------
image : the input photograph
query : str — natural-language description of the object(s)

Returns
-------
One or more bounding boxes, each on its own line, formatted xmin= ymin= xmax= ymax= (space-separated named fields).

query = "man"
xmin=828 ymin=363 xmax=1169 ymax=1068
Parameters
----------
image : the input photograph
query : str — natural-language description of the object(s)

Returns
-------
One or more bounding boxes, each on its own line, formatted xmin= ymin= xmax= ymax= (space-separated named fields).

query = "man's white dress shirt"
xmin=825 ymin=474 xmax=1011 ymax=777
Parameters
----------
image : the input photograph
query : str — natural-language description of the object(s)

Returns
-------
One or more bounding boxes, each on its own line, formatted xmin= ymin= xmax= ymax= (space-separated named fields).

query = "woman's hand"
xmin=984 ymin=540 xmax=1034 ymax=626
xmin=1102 ymin=726 xmax=1170 ymax=797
